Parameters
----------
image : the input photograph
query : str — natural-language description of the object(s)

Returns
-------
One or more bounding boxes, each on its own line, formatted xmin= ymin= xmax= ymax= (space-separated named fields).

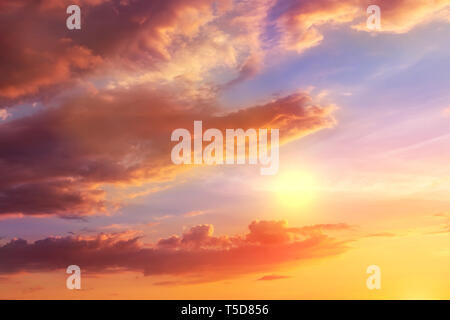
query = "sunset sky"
xmin=1 ymin=0 xmax=450 ymax=299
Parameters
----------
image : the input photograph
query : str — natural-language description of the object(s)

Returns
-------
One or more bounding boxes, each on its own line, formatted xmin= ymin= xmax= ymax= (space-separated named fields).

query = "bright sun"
xmin=271 ymin=170 xmax=318 ymax=209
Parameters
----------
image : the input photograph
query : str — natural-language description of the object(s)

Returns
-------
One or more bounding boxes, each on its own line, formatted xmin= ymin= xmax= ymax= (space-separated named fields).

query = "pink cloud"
xmin=0 ymin=220 xmax=350 ymax=281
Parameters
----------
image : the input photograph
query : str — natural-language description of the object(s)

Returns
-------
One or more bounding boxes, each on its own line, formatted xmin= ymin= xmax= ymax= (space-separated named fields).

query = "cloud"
xmin=425 ymin=213 xmax=450 ymax=235
xmin=4 ymin=0 xmax=443 ymax=220
xmin=353 ymin=0 xmax=450 ymax=33
xmin=0 ymin=36 xmax=102 ymax=100
xmin=276 ymin=0 xmax=450 ymax=53
xmin=0 ymin=109 xmax=10 ymax=121
xmin=2 ymin=0 xmax=448 ymax=105
xmin=222 ymin=54 xmax=262 ymax=89
xmin=276 ymin=0 xmax=359 ymax=53
xmin=257 ymin=274 xmax=291 ymax=281
xmin=0 ymin=87 xmax=335 ymax=218
xmin=1 ymin=3 xmax=339 ymax=222
xmin=0 ymin=220 xmax=350 ymax=281
xmin=427 ymin=227 xmax=450 ymax=235
xmin=0 ymin=0 xmax=216 ymax=103
xmin=364 ymin=232 xmax=399 ymax=238
xmin=0 ymin=0 xmax=106 ymax=103
xmin=184 ymin=210 xmax=209 ymax=217
xmin=433 ymin=213 xmax=450 ymax=219
xmin=0 ymin=180 xmax=107 ymax=218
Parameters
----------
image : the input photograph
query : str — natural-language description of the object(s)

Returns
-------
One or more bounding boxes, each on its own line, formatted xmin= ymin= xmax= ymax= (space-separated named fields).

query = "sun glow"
xmin=271 ymin=170 xmax=318 ymax=209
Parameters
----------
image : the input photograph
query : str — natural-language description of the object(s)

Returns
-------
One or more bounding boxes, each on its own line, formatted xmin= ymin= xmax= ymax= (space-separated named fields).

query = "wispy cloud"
xmin=257 ymin=274 xmax=291 ymax=281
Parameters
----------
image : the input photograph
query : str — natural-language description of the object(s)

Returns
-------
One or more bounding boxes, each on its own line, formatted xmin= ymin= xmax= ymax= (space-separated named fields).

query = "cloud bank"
xmin=0 ymin=220 xmax=350 ymax=281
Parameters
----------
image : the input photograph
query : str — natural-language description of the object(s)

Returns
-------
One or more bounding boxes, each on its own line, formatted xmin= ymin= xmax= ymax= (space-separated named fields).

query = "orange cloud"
xmin=257 ymin=274 xmax=291 ymax=281
xmin=2 ymin=0 xmax=448 ymax=105
xmin=0 ymin=220 xmax=350 ymax=281
xmin=0 ymin=0 xmax=216 ymax=103
xmin=277 ymin=0 xmax=360 ymax=53
xmin=277 ymin=0 xmax=450 ymax=53
xmin=353 ymin=0 xmax=450 ymax=33
xmin=0 ymin=87 xmax=335 ymax=218
xmin=0 ymin=39 xmax=102 ymax=99
xmin=184 ymin=210 xmax=209 ymax=217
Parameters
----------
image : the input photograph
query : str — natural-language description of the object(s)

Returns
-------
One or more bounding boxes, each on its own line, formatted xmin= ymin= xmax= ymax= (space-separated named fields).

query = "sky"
xmin=0 ymin=0 xmax=450 ymax=299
